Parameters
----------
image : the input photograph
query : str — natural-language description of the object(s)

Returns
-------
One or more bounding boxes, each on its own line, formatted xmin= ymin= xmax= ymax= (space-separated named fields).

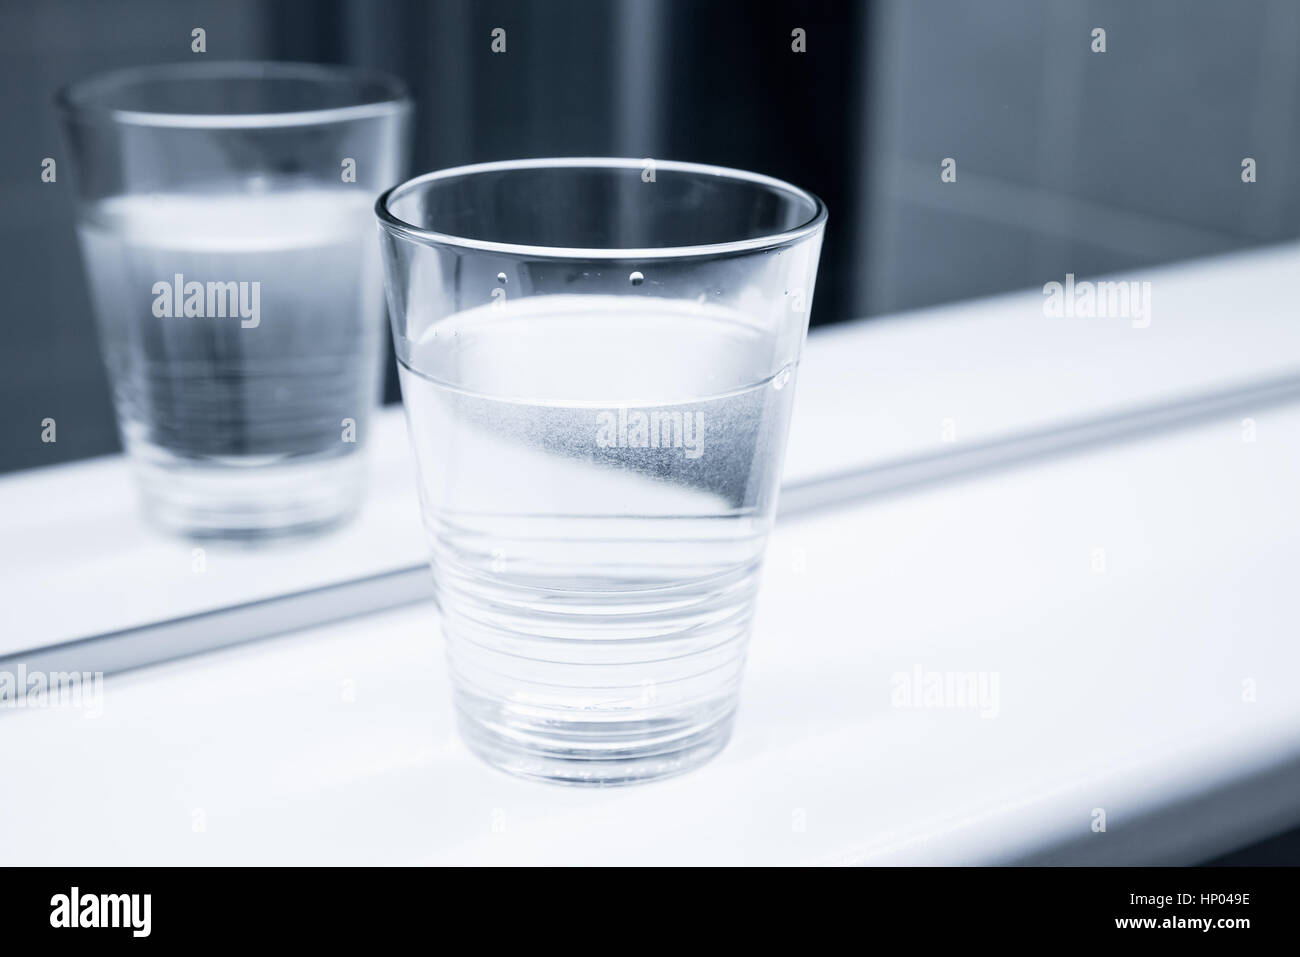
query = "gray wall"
xmin=857 ymin=0 xmax=1300 ymax=314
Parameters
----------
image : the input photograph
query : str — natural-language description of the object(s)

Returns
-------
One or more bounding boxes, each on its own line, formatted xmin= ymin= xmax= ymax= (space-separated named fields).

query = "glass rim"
xmin=375 ymin=157 xmax=828 ymax=261
xmin=55 ymin=60 xmax=411 ymax=130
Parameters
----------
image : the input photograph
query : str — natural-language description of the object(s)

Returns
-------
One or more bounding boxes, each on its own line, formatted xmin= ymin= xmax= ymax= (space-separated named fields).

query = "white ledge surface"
xmin=3 ymin=244 xmax=1300 ymax=864
xmin=3 ymin=395 xmax=1299 ymax=864
xmin=4 ymin=243 xmax=1300 ymax=654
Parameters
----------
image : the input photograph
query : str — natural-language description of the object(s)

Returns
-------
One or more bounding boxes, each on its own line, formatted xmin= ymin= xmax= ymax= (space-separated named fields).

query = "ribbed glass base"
xmin=455 ymin=690 xmax=738 ymax=786
xmin=129 ymin=442 xmax=364 ymax=540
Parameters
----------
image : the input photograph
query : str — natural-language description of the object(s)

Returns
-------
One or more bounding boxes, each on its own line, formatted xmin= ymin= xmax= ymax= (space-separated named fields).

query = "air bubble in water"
xmin=772 ymin=366 xmax=792 ymax=391
xmin=629 ymin=271 xmax=644 ymax=286
xmin=496 ymin=272 xmax=507 ymax=284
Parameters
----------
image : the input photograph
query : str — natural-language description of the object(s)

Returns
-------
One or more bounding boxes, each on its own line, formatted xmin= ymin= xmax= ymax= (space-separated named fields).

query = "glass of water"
xmin=377 ymin=158 xmax=826 ymax=784
xmin=58 ymin=62 xmax=409 ymax=538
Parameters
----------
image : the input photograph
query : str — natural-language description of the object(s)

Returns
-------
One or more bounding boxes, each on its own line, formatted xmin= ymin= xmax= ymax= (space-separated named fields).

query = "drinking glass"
xmin=58 ymin=62 xmax=410 ymax=538
xmin=377 ymin=158 xmax=826 ymax=784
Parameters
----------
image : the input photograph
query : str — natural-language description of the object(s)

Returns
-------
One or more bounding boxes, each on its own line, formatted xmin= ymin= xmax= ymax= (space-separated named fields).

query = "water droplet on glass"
xmin=496 ymin=272 xmax=507 ymax=284
xmin=772 ymin=366 xmax=792 ymax=391
xmin=629 ymin=270 xmax=644 ymax=286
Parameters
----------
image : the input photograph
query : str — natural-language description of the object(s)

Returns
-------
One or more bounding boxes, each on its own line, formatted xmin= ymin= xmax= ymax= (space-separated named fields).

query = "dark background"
xmin=6 ymin=0 xmax=1299 ymax=473
xmin=2 ymin=0 xmax=1299 ymax=864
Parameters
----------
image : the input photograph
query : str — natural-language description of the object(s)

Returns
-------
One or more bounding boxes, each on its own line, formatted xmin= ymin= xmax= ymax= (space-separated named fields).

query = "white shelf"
xmin=5 ymin=242 xmax=1300 ymax=656
xmin=3 ymin=396 xmax=1299 ymax=864
xmin=3 ymin=242 xmax=1300 ymax=863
